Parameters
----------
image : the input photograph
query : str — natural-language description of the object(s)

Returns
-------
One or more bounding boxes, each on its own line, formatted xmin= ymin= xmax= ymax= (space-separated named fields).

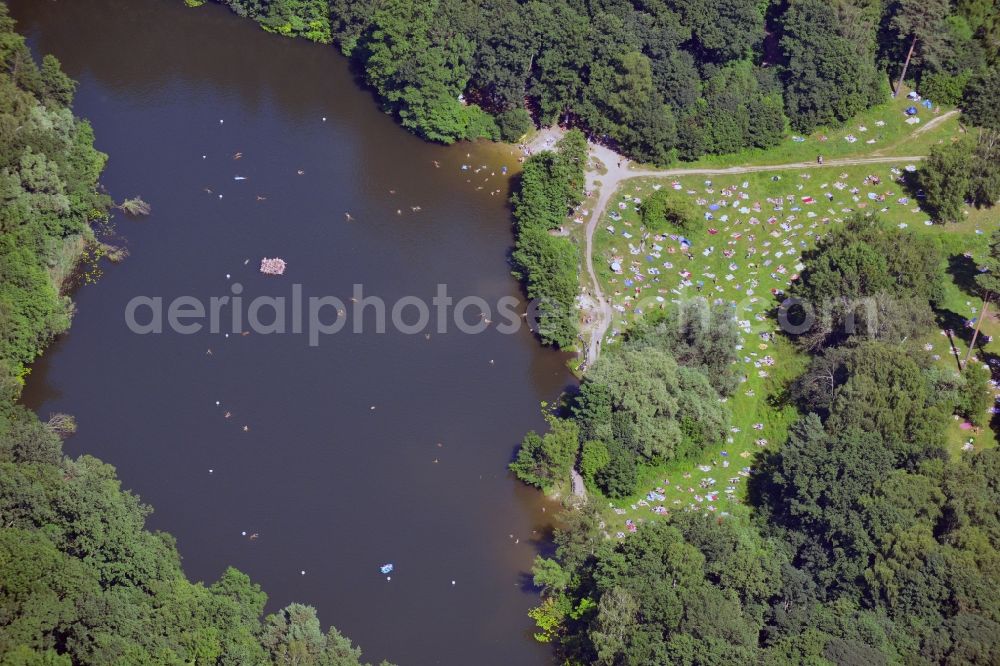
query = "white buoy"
xmin=219 ymin=119 xmax=224 ymax=124
xmin=202 ymin=155 xmax=207 ymax=159
xmin=451 ymin=580 xmax=456 ymax=585
xmin=218 ymin=194 xmax=223 ymax=199
xmin=241 ymin=531 xmax=246 ymax=536
xmin=386 ymin=576 xmax=391 ymax=581
xmin=215 ymin=401 xmax=220 ymax=406
xmin=322 ymin=117 xmax=327 ymax=122
xmin=300 ymin=570 xmax=306 ymax=575
xmin=226 ymin=273 xmax=231 ymax=279
xmin=209 ymin=469 xmax=214 ymax=473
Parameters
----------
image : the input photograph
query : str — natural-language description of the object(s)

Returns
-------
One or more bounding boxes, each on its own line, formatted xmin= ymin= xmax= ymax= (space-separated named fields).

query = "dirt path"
xmin=578 ymin=151 xmax=927 ymax=367
xmin=913 ymin=108 xmax=960 ymax=136
xmin=525 ymin=126 xmax=565 ymax=154
xmin=570 ymin=468 xmax=587 ymax=500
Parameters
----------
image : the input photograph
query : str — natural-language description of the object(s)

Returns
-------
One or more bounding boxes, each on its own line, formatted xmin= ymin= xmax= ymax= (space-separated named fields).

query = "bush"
xmin=919 ymin=135 xmax=1000 ymax=219
xmin=509 ymin=417 xmax=581 ymax=491
xmin=496 ymin=108 xmax=534 ymax=142
xmin=963 ymin=68 xmax=1000 ymax=130
xmin=920 ymin=70 xmax=971 ymax=106
xmin=595 ymin=443 xmax=639 ymax=498
xmin=462 ymin=104 xmax=500 ymax=141
xmin=580 ymin=439 xmax=610 ymax=484
xmin=640 ymin=189 xmax=697 ymax=235
xmin=956 ymin=362 xmax=991 ymax=426
xmin=919 ymin=139 xmax=973 ymax=223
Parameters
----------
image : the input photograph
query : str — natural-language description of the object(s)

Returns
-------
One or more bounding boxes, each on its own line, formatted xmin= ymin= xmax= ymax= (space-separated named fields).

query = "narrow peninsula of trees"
xmin=511 ymin=129 xmax=587 ymax=348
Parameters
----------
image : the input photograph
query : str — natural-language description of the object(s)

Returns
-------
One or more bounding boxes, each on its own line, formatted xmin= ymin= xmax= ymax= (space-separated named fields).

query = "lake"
xmin=11 ymin=0 xmax=574 ymax=663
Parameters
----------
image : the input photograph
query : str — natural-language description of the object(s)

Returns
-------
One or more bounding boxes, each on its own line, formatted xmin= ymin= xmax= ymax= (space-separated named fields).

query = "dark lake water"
xmin=11 ymin=1 xmax=574 ymax=663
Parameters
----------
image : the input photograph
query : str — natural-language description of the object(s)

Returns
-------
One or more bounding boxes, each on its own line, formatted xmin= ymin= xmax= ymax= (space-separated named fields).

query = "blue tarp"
xmin=906 ymin=106 xmax=918 ymax=115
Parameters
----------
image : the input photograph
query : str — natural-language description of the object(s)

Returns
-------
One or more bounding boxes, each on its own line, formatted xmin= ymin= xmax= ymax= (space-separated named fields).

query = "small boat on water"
xmin=380 ymin=563 xmax=394 ymax=575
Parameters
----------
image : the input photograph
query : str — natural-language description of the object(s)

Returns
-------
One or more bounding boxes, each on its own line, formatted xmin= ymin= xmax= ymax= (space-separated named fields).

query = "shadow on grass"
xmin=947 ymin=253 xmax=981 ymax=297
xmin=934 ymin=308 xmax=974 ymax=371
xmin=767 ymin=384 xmax=796 ymax=411
xmin=746 ymin=448 xmax=780 ymax=515
xmin=980 ymin=349 xmax=1000 ymax=443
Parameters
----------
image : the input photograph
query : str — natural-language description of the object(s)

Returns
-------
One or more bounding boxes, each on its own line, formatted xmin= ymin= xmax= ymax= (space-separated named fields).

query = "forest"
xmin=0 ymin=7 xmax=383 ymax=664
xmin=210 ymin=0 xmax=999 ymax=164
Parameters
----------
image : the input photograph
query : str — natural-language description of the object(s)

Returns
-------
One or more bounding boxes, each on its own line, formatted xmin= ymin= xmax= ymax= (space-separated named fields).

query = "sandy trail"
xmin=570 ymin=468 xmax=587 ymax=500
xmin=913 ymin=108 xmax=960 ymax=136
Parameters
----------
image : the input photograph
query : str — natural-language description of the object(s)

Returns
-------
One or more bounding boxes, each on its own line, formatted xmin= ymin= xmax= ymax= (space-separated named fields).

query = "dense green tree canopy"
xmin=633 ymin=299 xmax=741 ymax=396
xmin=780 ymin=0 xmax=886 ymax=132
xmin=0 ymin=5 xmax=109 ymax=400
xmin=509 ymin=301 xmax=734 ymax=497
xmin=790 ymin=216 xmax=944 ymax=348
xmin=963 ymin=68 xmax=1000 ymax=130
xmin=890 ymin=0 xmax=954 ymax=73
xmin=210 ymin=0 xmax=1000 ymax=161
xmin=921 ymin=139 xmax=974 ymax=223
xmin=579 ymin=346 xmax=728 ymax=464
xmin=532 ymin=356 xmax=1000 ymax=663
xmin=919 ymin=135 xmax=1000 ymax=222
xmin=214 ymin=0 xmax=999 ymax=160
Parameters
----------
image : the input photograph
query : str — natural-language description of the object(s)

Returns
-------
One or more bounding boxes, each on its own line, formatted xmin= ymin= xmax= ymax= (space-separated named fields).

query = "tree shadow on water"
xmin=517 ymin=571 xmax=541 ymax=594
xmin=517 ymin=522 xmax=557 ymax=593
